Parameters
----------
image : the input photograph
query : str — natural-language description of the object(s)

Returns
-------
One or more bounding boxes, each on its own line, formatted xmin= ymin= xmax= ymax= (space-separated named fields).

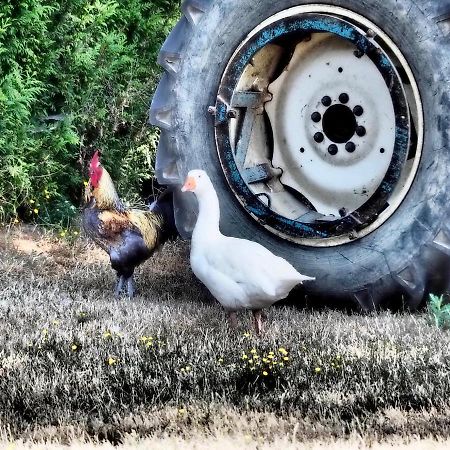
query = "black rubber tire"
xmin=150 ymin=0 xmax=450 ymax=310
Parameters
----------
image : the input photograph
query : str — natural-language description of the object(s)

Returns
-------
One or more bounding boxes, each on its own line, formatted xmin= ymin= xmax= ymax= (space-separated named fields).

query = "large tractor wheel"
xmin=150 ymin=0 xmax=450 ymax=310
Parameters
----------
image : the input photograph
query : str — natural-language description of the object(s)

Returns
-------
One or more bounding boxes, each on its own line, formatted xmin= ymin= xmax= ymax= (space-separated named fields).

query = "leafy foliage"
xmin=428 ymin=294 xmax=450 ymax=329
xmin=0 ymin=0 xmax=179 ymax=225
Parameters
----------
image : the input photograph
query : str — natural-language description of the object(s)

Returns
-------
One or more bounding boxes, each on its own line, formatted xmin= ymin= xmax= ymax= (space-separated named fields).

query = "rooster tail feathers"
xmin=149 ymin=189 xmax=177 ymax=241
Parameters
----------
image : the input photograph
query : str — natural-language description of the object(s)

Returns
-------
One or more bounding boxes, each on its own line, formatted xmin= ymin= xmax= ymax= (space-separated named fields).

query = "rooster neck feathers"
xmin=92 ymin=168 xmax=127 ymax=213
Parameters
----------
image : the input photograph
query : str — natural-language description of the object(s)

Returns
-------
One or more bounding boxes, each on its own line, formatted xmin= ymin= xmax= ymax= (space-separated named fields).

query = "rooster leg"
xmin=115 ymin=275 xmax=125 ymax=297
xmin=252 ymin=310 xmax=263 ymax=335
xmin=126 ymin=277 xmax=136 ymax=298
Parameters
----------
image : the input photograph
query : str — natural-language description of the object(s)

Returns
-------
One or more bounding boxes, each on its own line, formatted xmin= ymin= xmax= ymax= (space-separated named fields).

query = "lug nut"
xmin=328 ymin=144 xmax=338 ymax=155
xmin=314 ymin=132 xmax=324 ymax=143
xmin=353 ymin=105 xmax=364 ymax=116
xmin=354 ymin=49 xmax=364 ymax=58
xmin=339 ymin=93 xmax=349 ymax=104
xmin=321 ymin=96 xmax=332 ymax=107
xmin=356 ymin=126 xmax=366 ymax=137
xmin=311 ymin=112 xmax=321 ymax=123
xmin=345 ymin=142 xmax=356 ymax=153
xmin=227 ymin=109 xmax=237 ymax=119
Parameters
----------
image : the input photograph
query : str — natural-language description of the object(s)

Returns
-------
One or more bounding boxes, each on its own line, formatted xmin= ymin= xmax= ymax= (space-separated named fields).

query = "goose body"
xmin=182 ymin=170 xmax=315 ymax=332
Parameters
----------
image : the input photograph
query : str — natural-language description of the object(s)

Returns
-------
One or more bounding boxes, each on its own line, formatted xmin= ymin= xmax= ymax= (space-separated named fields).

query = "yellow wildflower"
xmin=52 ymin=320 xmax=60 ymax=326
xmin=262 ymin=371 xmax=268 ymax=376
xmin=250 ymin=349 xmax=257 ymax=354
xmin=33 ymin=208 xmax=39 ymax=214
xmin=278 ymin=347 xmax=288 ymax=355
xmin=71 ymin=344 xmax=78 ymax=351
xmin=268 ymin=354 xmax=274 ymax=359
xmin=83 ymin=181 xmax=89 ymax=187
xmin=315 ymin=367 xmax=321 ymax=373
xmin=283 ymin=356 xmax=289 ymax=361
xmin=30 ymin=199 xmax=35 ymax=204
xmin=139 ymin=336 xmax=147 ymax=342
xmin=108 ymin=357 xmax=117 ymax=365
xmin=185 ymin=366 xmax=191 ymax=372
xmin=42 ymin=329 xmax=48 ymax=335
xmin=103 ymin=331 xmax=112 ymax=339
xmin=45 ymin=195 xmax=50 ymax=200
xmin=243 ymin=332 xmax=251 ymax=338
xmin=13 ymin=218 xmax=19 ymax=224
xmin=73 ymin=231 xmax=79 ymax=236
xmin=178 ymin=408 xmax=186 ymax=414
xmin=242 ymin=353 xmax=248 ymax=360
xmin=253 ymin=355 xmax=259 ymax=360
xmin=218 ymin=358 xmax=223 ymax=363
xmin=262 ymin=358 xmax=268 ymax=363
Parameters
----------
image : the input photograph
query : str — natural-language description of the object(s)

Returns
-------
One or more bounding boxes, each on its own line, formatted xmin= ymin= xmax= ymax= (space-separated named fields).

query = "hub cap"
xmin=213 ymin=6 xmax=423 ymax=247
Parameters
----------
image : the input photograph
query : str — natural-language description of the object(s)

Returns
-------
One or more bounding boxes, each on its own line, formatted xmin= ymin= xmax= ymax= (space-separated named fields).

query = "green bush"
xmin=0 ymin=0 xmax=179 ymax=226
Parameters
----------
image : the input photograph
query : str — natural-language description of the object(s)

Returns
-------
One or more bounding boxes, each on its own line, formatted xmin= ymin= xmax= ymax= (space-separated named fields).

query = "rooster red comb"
xmin=90 ymin=150 xmax=101 ymax=169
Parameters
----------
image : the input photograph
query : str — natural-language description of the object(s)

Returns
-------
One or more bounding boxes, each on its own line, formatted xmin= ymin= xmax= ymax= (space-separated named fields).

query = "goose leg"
xmin=115 ymin=275 xmax=125 ymax=297
xmin=228 ymin=311 xmax=238 ymax=329
xmin=253 ymin=310 xmax=263 ymax=335
xmin=126 ymin=277 xmax=136 ymax=298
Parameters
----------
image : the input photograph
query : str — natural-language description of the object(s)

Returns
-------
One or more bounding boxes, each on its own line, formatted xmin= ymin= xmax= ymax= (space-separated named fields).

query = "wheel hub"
xmin=213 ymin=6 xmax=423 ymax=247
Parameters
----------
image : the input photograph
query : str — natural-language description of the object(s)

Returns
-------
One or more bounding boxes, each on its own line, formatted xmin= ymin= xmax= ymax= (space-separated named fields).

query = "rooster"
xmin=82 ymin=150 xmax=177 ymax=297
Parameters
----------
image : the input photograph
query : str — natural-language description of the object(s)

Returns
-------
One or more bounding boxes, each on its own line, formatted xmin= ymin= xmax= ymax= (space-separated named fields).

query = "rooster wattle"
xmin=82 ymin=151 xmax=177 ymax=297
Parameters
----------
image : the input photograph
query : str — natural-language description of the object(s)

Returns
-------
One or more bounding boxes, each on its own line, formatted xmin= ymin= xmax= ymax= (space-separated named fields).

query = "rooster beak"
xmin=181 ymin=176 xmax=196 ymax=192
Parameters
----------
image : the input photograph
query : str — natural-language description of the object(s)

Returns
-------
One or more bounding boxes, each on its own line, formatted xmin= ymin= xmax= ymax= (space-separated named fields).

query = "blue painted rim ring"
xmin=214 ymin=13 xmax=410 ymax=242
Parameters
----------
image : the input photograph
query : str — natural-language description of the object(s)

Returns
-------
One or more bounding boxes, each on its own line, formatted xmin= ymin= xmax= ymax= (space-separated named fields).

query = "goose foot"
xmin=253 ymin=310 xmax=263 ymax=335
xmin=228 ymin=311 xmax=238 ymax=329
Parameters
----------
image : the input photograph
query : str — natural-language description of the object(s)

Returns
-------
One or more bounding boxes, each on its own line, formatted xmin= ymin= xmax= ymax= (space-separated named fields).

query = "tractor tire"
xmin=150 ymin=0 xmax=450 ymax=310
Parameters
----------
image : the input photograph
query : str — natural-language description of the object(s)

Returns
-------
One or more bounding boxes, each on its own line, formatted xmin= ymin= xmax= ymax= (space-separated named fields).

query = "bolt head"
xmin=321 ymin=96 xmax=332 ymax=107
xmin=227 ymin=109 xmax=237 ymax=119
xmin=345 ymin=142 xmax=356 ymax=153
xmin=328 ymin=144 xmax=338 ymax=156
xmin=356 ymin=126 xmax=366 ymax=137
xmin=353 ymin=105 xmax=364 ymax=117
xmin=311 ymin=112 xmax=321 ymax=123
xmin=339 ymin=93 xmax=349 ymax=104
xmin=314 ymin=132 xmax=324 ymax=143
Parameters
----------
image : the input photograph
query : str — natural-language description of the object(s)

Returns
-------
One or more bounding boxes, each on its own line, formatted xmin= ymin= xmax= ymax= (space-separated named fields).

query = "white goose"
xmin=181 ymin=170 xmax=315 ymax=334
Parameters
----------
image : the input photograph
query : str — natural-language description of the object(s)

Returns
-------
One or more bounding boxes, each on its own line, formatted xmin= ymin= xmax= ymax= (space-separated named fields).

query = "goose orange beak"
xmin=181 ymin=176 xmax=196 ymax=192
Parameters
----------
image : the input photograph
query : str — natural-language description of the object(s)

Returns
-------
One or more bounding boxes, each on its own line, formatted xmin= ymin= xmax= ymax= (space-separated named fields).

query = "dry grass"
xmin=1 ymin=226 xmax=450 ymax=448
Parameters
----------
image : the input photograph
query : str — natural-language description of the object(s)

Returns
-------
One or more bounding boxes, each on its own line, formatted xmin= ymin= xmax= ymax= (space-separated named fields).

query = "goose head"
xmin=181 ymin=170 xmax=213 ymax=196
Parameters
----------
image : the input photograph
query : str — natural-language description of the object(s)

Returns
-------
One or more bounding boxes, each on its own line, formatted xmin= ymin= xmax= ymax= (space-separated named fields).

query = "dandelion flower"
xmin=262 ymin=371 xmax=268 ymax=376
xmin=253 ymin=355 xmax=259 ymax=360
xmin=103 ymin=331 xmax=112 ymax=339
xmin=218 ymin=358 xmax=223 ymax=363
xmin=278 ymin=347 xmax=288 ymax=355
xmin=33 ymin=208 xmax=39 ymax=214
xmin=250 ymin=349 xmax=257 ymax=354
xmin=30 ymin=200 xmax=35 ymax=204
xmin=108 ymin=357 xmax=117 ymax=365
xmin=45 ymin=195 xmax=50 ymax=200
xmin=315 ymin=367 xmax=321 ymax=373
xmin=185 ymin=366 xmax=191 ymax=372
xmin=262 ymin=358 xmax=268 ymax=363
xmin=178 ymin=408 xmax=186 ymax=414
xmin=52 ymin=320 xmax=60 ymax=326
xmin=71 ymin=344 xmax=78 ymax=351
xmin=73 ymin=231 xmax=79 ymax=236
xmin=83 ymin=181 xmax=89 ymax=187
xmin=243 ymin=332 xmax=251 ymax=338
xmin=242 ymin=354 xmax=248 ymax=360
xmin=13 ymin=218 xmax=19 ymax=224
xmin=283 ymin=356 xmax=289 ymax=361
